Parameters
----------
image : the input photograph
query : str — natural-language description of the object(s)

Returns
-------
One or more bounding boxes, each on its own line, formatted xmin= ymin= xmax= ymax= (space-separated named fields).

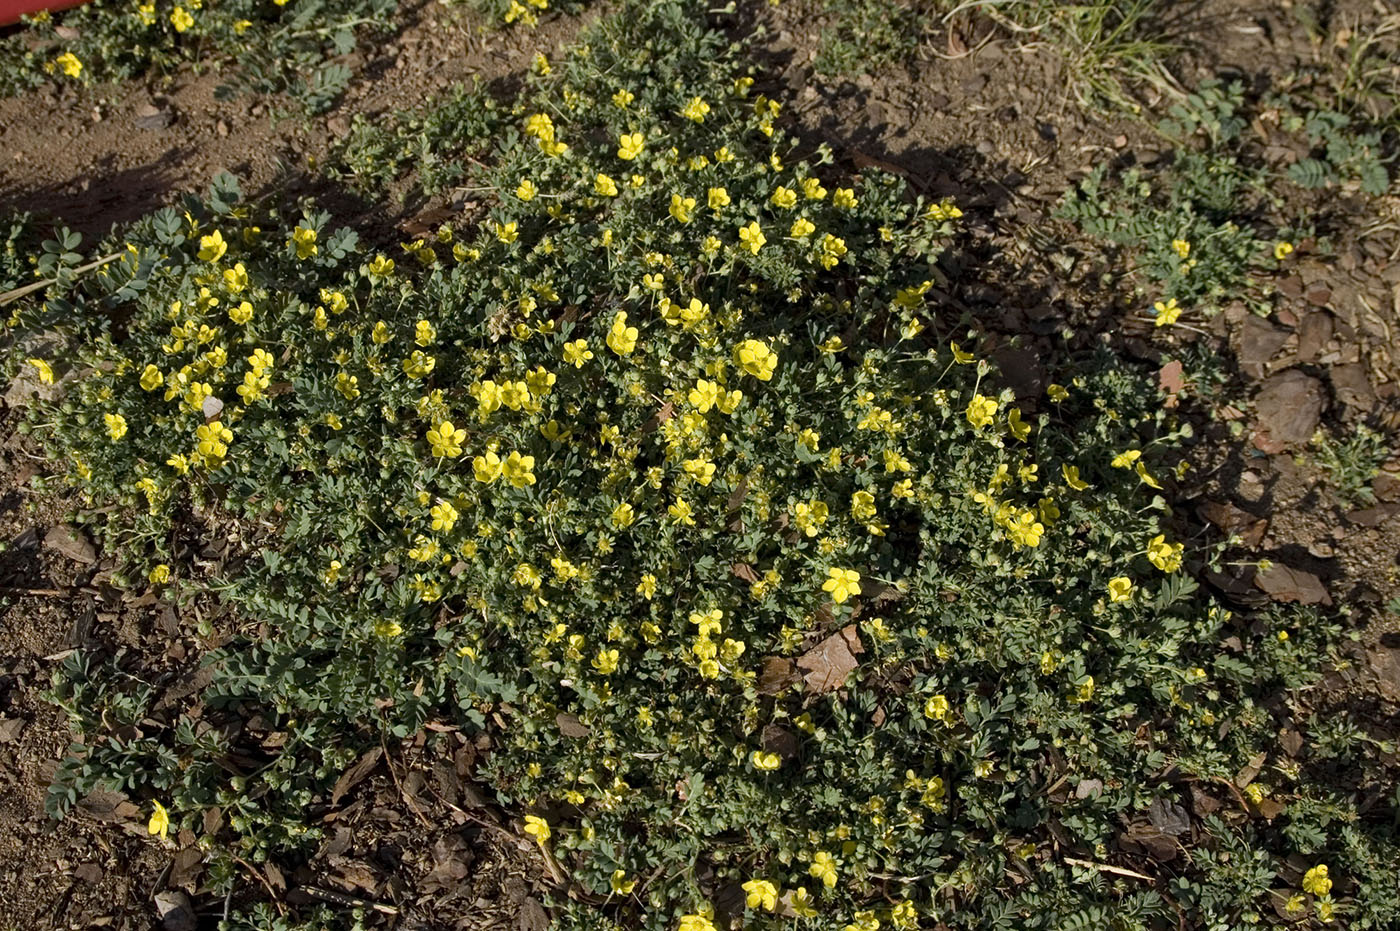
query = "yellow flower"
xmin=1062 ymin=463 xmax=1089 ymax=490
xmin=367 ymin=255 xmax=395 ymax=278
xmin=611 ymin=88 xmax=634 ymax=108
xmin=595 ymin=173 xmax=619 ymax=197
xmin=610 ymin=502 xmax=636 ymax=528
xmin=789 ymin=888 xmax=818 ymax=918
xmin=503 ymin=451 xmax=536 ymax=488
xmin=27 ymin=358 xmax=54 ymax=384
xmin=1274 ymin=241 xmax=1294 ymax=261
xmin=1135 ymin=460 xmax=1163 ymax=489
xmin=1072 ymin=675 xmax=1094 ymax=703
xmin=733 ymin=339 xmax=777 ymax=380
xmin=801 ymin=177 xmax=827 ymax=200
xmin=822 ymin=567 xmax=861 ymax=604
xmin=669 ymin=194 xmax=696 ymax=224
xmin=197 ymin=230 xmax=226 ymax=263
xmin=636 ymin=573 xmax=657 ymax=599
xmin=610 ymin=870 xmax=636 ymax=894
xmin=147 ymin=801 xmax=170 ymax=838
xmin=607 ymin=312 xmax=638 ymax=355
xmin=170 ymin=6 xmax=193 ymax=31
xmin=1047 ymin=383 xmax=1069 ymax=402
xmin=1171 ymin=238 xmax=1190 ymax=258
xmin=668 ymin=497 xmax=695 ymax=526
xmin=148 ymin=564 xmax=170 ymax=585
xmin=1107 ymin=577 xmax=1135 ymax=603
xmin=414 ymin=319 xmax=436 ymax=346
xmin=1146 ymin=534 xmax=1183 ymax=572
xmin=523 ymin=814 xmax=550 ymax=844
xmin=593 ymin=648 xmax=619 ymax=674
xmin=104 ymin=413 xmax=128 ymax=441
xmin=950 ymin=341 xmax=975 ymax=364
xmin=808 ymin=851 xmax=838 ymax=889
xmin=706 ymin=186 xmax=730 ymax=212
xmin=741 ymin=878 xmax=779 ymax=910
xmin=832 ymin=187 xmax=858 ymax=209
xmin=678 ymin=916 xmax=716 ymax=931
xmin=1302 ymin=864 xmax=1331 ymax=896
xmin=54 ymin=52 xmax=82 ymax=77
xmin=965 ymin=394 xmax=997 ymax=429
xmin=680 ymin=96 xmax=710 ymax=122
xmin=683 ymin=457 xmax=715 ymax=485
xmin=1153 ymin=298 xmax=1181 ymax=327
xmin=850 ymin=489 xmax=876 ymax=520
xmin=562 ymin=339 xmax=593 ymax=368
xmin=617 ymin=132 xmax=644 ymax=160
xmin=738 ymin=221 xmax=766 ymax=254
xmin=291 ymin=225 xmax=318 ymax=259
xmin=923 ymin=694 xmax=952 ymax=723
xmin=1110 ymin=449 xmax=1141 ymax=469
xmin=770 ymin=186 xmax=797 ymax=209
xmin=1007 ymin=407 xmax=1031 ymax=442
xmin=496 ymin=221 xmax=519 ymax=244
xmin=430 ymin=501 xmax=458 ymax=533
xmin=222 ymin=262 xmax=247 ymax=292
xmin=427 ymin=420 xmax=466 ymax=458
xmin=790 ymin=217 xmax=815 ymax=238
xmin=228 ymin=301 xmax=253 ymax=325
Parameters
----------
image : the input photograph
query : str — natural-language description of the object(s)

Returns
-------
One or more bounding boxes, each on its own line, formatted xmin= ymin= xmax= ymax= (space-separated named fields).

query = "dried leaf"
xmin=1158 ymin=360 xmax=1184 ymax=408
xmin=1254 ymin=565 xmax=1331 ymax=606
xmin=756 ymin=657 xmax=798 ymax=695
xmin=556 ymin=713 xmax=591 ymax=738
xmin=731 ymin=562 xmax=759 ymax=584
xmin=795 ymin=625 xmax=864 ymax=694
xmin=330 ymin=747 xmax=382 ymax=806
xmin=1235 ymin=751 xmax=1268 ymax=789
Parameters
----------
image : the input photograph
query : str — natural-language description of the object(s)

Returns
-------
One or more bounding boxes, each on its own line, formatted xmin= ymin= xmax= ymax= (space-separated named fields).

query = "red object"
xmin=0 ymin=0 xmax=89 ymax=27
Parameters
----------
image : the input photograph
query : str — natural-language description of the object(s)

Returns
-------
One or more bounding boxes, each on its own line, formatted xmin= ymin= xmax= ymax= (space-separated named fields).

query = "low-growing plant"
xmin=0 ymin=0 xmax=398 ymax=111
xmin=328 ymin=77 xmax=506 ymax=198
xmin=1306 ymin=424 xmax=1391 ymax=508
xmin=808 ymin=0 xmax=927 ymax=78
xmin=1055 ymin=154 xmax=1289 ymax=322
xmin=7 ymin=2 xmax=1397 ymax=930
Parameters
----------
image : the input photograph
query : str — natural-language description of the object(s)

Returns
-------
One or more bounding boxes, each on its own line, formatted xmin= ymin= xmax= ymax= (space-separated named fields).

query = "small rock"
xmin=154 ymin=891 xmax=195 ymax=931
xmin=134 ymin=102 xmax=172 ymax=131
xmin=1369 ymin=645 xmax=1400 ymax=702
xmin=1295 ymin=311 xmax=1333 ymax=362
xmin=44 ymin=524 xmax=97 ymax=564
xmin=1328 ymin=362 xmax=1376 ymax=412
xmin=1238 ymin=315 xmax=1289 ymax=366
xmin=1373 ymin=470 xmax=1400 ymax=503
xmin=1252 ymin=370 xmax=1324 ymax=452
xmin=216 ymin=119 xmax=229 ymax=137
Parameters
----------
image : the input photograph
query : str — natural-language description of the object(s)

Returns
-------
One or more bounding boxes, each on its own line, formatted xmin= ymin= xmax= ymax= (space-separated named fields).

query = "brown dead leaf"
xmin=795 ymin=625 xmax=864 ymax=694
xmin=1255 ymin=797 xmax=1287 ymax=820
xmin=1254 ymin=564 xmax=1331 ymax=606
xmin=1235 ymin=751 xmax=1268 ymax=789
xmin=1279 ymin=727 xmax=1304 ymax=757
xmin=1198 ymin=500 xmax=1268 ymax=548
xmin=556 ymin=713 xmax=591 ymax=738
xmin=640 ymin=401 xmax=675 ymax=436
xmin=330 ymin=747 xmax=383 ymax=806
xmin=731 ymin=562 xmax=759 ymax=584
xmin=76 ymin=788 xmax=139 ymax=822
xmin=1159 ymin=360 xmax=1184 ymax=408
xmin=756 ymin=657 xmax=799 ymax=695
xmin=760 ymin=724 xmax=800 ymax=760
